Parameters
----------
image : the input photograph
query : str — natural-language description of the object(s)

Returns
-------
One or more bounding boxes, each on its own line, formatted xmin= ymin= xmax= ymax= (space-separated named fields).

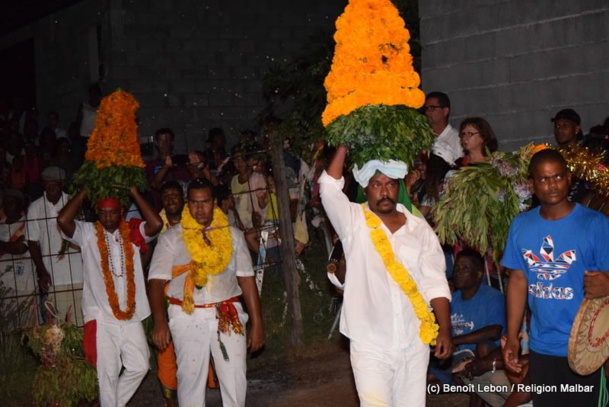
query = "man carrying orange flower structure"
xmin=60 ymin=89 xmax=163 ymax=406
xmin=148 ymin=178 xmax=265 ymax=407
xmin=320 ymin=149 xmax=452 ymax=406
xmin=57 ymin=187 xmax=162 ymax=406
xmin=320 ymin=0 xmax=453 ymax=405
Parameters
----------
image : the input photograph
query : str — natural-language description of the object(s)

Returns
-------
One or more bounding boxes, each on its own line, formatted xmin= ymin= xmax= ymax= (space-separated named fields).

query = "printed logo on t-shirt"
xmin=450 ymin=313 xmax=474 ymax=336
xmin=522 ymin=235 xmax=575 ymax=300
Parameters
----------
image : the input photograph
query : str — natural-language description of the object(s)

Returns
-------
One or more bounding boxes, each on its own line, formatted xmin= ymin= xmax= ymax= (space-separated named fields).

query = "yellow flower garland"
xmin=180 ymin=206 xmax=233 ymax=314
xmin=362 ymin=204 xmax=439 ymax=345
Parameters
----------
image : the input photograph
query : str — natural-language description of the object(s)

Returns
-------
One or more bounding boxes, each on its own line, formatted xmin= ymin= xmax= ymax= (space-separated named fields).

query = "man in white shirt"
xmin=319 ymin=146 xmax=452 ymax=407
xmin=57 ymin=186 xmax=162 ymax=407
xmin=148 ymin=178 xmax=265 ymax=407
xmin=26 ymin=166 xmax=84 ymax=325
xmin=424 ymin=91 xmax=463 ymax=165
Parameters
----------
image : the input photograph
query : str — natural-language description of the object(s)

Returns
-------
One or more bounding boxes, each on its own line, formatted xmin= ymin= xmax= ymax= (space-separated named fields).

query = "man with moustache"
xmin=320 ymin=145 xmax=452 ymax=407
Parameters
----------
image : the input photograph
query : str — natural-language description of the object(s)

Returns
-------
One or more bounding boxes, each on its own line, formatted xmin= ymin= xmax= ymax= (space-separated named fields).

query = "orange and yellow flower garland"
xmin=85 ymin=90 xmax=145 ymax=169
xmin=362 ymin=204 xmax=439 ymax=345
xmin=322 ymin=0 xmax=425 ymax=126
xmin=95 ymin=220 xmax=136 ymax=320
xmin=180 ymin=206 xmax=233 ymax=314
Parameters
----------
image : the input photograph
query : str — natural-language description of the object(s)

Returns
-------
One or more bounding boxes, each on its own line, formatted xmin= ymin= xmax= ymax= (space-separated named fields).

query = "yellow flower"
xmin=180 ymin=206 xmax=233 ymax=314
xmin=362 ymin=204 xmax=439 ymax=345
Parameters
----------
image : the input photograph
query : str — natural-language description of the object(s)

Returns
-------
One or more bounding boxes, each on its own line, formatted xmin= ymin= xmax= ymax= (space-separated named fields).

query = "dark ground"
xmin=129 ymin=338 xmax=470 ymax=407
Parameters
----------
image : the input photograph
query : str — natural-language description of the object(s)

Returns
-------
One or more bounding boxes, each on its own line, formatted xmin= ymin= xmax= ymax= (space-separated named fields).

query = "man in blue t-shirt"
xmin=428 ymin=249 xmax=505 ymax=385
xmin=502 ymin=149 xmax=609 ymax=407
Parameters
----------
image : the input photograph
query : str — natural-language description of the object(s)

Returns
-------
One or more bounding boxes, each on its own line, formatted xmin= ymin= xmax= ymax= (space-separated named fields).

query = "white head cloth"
xmin=352 ymin=159 xmax=408 ymax=188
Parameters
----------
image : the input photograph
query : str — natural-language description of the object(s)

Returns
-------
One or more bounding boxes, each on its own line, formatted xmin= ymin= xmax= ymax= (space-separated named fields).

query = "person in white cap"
xmin=25 ymin=166 xmax=84 ymax=325
xmin=319 ymin=145 xmax=452 ymax=407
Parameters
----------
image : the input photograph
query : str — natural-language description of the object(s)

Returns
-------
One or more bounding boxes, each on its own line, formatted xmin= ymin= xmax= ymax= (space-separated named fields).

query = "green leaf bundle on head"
xmin=325 ymin=104 xmax=435 ymax=169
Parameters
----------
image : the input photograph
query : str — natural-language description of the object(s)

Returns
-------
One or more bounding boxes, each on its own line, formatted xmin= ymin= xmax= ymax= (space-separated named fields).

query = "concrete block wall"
xmin=0 ymin=0 xmax=345 ymax=153
xmin=419 ymin=0 xmax=609 ymax=151
xmin=0 ymin=0 xmax=108 ymax=136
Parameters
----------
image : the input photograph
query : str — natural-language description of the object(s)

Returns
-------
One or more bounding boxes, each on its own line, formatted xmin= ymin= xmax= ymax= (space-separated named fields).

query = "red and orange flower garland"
xmin=95 ymin=220 xmax=136 ymax=320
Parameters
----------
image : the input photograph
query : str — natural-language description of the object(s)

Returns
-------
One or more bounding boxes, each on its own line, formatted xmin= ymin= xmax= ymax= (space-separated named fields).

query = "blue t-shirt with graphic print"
xmin=451 ymin=283 xmax=506 ymax=353
xmin=501 ymin=204 xmax=609 ymax=357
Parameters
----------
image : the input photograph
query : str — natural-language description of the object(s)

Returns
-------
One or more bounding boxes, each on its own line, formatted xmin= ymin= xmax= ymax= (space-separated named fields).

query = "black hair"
xmin=422 ymin=154 xmax=451 ymax=202
xmin=187 ymin=178 xmax=215 ymax=198
xmin=154 ymin=127 xmax=175 ymax=142
xmin=528 ymin=149 xmax=568 ymax=179
xmin=455 ymin=249 xmax=484 ymax=271
xmin=214 ymin=184 xmax=232 ymax=206
xmin=425 ymin=91 xmax=451 ymax=109
xmin=207 ymin=127 xmax=225 ymax=143
xmin=160 ymin=180 xmax=183 ymax=195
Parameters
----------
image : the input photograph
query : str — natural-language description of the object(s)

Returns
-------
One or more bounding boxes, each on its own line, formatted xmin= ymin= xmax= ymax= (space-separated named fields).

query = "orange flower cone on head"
xmin=71 ymin=88 xmax=148 ymax=207
xmin=85 ymin=90 xmax=144 ymax=169
xmin=322 ymin=0 xmax=425 ymax=126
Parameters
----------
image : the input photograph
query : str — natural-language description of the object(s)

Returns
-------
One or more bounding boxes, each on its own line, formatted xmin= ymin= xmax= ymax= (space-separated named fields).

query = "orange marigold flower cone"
xmin=85 ymin=90 xmax=144 ymax=169
xmin=71 ymin=89 xmax=147 ymax=206
xmin=322 ymin=0 xmax=425 ymax=126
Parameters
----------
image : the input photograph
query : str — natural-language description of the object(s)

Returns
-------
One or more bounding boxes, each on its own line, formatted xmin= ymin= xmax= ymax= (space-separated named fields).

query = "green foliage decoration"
xmin=324 ymin=104 xmax=435 ymax=169
xmin=433 ymin=144 xmax=540 ymax=263
xmin=70 ymin=161 xmax=147 ymax=207
xmin=23 ymin=323 xmax=98 ymax=406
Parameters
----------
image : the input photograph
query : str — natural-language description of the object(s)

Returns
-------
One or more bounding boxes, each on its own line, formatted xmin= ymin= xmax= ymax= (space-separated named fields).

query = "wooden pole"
xmin=268 ymin=131 xmax=304 ymax=347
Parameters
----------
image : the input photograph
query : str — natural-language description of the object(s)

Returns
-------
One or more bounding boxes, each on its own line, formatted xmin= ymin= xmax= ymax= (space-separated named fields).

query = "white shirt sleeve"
xmin=318 ymin=170 xmax=360 ymax=241
xmin=148 ymin=231 xmax=175 ymax=281
xmin=233 ymin=229 xmax=255 ymax=278
xmin=25 ymin=205 xmax=41 ymax=242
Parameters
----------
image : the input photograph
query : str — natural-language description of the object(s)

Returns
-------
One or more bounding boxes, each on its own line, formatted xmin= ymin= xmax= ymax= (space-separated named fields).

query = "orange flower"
xmin=322 ymin=0 xmax=424 ymax=126
xmin=529 ymin=143 xmax=550 ymax=156
xmin=95 ymin=220 xmax=137 ymax=320
xmin=85 ymin=90 xmax=145 ymax=169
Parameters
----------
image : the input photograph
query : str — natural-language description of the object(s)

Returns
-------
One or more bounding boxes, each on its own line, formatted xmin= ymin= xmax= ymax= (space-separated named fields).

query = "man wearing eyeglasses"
xmin=423 ymin=91 xmax=463 ymax=166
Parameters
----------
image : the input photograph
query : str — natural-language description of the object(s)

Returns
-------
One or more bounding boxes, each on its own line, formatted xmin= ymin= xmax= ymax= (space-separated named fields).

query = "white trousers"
xmin=96 ymin=320 xmax=150 ymax=407
xmin=350 ymin=339 xmax=429 ymax=407
xmin=168 ymin=303 xmax=249 ymax=407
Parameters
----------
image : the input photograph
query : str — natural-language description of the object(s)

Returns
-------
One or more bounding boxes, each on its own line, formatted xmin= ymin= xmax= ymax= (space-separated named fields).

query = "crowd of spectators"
xmin=0 ymin=92 xmax=325 ymax=334
xmin=1 ymin=87 xmax=608 ymax=406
